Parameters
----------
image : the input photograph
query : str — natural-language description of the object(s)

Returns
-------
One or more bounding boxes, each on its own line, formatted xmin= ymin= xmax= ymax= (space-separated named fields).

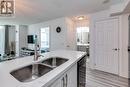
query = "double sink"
xmin=10 ymin=57 xmax=68 ymax=82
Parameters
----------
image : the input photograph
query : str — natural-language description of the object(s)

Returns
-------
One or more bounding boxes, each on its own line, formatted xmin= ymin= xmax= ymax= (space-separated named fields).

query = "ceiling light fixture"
xmin=77 ymin=16 xmax=85 ymax=20
xmin=0 ymin=0 xmax=15 ymax=17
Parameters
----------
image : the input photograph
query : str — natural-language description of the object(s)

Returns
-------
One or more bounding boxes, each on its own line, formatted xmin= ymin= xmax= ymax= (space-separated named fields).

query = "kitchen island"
xmin=0 ymin=50 xmax=86 ymax=87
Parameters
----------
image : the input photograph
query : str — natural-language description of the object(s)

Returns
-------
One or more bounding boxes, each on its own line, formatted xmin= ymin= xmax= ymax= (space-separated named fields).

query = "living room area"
xmin=0 ymin=17 xmax=89 ymax=61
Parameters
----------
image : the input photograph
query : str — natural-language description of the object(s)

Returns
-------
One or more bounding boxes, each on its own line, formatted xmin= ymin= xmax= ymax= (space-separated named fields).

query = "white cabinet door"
xmin=95 ymin=18 xmax=119 ymax=74
xmin=49 ymin=74 xmax=66 ymax=87
xmin=49 ymin=78 xmax=62 ymax=87
xmin=66 ymin=64 xmax=77 ymax=87
xmin=49 ymin=64 xmax=77 ymax=87
xmin=51 ymin=80 xmax=61 ymax=87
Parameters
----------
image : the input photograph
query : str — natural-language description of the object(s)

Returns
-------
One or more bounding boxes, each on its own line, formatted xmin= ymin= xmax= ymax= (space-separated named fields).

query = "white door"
xmin=95 ymin=18 xmax=119 ymax=74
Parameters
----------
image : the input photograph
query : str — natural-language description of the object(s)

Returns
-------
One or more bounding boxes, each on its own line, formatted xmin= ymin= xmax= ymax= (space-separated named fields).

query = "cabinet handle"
xmin=112 ymin=48 xmax=118 ymax=51
xmin=62 ymin=77 xmax=65 ymax=87
xmin=65 ymin=74 xmax=68 ymax=87
xmin=112 ymin=48 xmax=120 ymax=51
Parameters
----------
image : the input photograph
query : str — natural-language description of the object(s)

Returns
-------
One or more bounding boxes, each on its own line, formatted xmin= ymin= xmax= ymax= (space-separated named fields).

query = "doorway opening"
xmin=75 ymin=17 xmax=90 ymax=62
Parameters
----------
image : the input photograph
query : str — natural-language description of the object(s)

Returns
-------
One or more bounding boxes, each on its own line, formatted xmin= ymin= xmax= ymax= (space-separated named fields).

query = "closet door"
xmin=95 ymin=18 xmax=119 ymax=74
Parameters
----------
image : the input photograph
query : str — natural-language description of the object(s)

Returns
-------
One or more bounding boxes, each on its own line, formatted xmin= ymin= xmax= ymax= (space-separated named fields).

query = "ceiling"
xmin=0 ymin=0 xmax=123 ymax=25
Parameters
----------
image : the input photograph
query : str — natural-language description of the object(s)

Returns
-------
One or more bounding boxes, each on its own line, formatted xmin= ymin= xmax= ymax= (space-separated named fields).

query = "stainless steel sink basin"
xmin=10 ymin=64 xmax=53 ymax=82
xmin=41 ymin=57 xmax=68 ymax=68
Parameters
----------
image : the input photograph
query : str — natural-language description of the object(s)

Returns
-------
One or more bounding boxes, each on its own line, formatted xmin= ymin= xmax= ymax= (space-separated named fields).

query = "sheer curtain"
xmin=0 ymin=26 xmax=5 ymax=56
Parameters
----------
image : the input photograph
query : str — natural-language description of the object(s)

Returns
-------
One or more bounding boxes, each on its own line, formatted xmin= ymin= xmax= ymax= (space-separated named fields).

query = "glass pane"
xmin=41 ymin=27 xmax=50 ymax=49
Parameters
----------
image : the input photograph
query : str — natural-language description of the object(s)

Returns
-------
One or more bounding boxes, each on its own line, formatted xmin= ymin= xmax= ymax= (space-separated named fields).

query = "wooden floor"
xmin=85 ymin=63 xmax=130 ymax=87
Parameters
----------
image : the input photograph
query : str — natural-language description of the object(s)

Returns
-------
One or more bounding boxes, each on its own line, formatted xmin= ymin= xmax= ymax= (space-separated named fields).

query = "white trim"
xmin=118 ymin=16 xmax=123 ymax=78
xmin=118 ymin=14 xmax=129 ymax=78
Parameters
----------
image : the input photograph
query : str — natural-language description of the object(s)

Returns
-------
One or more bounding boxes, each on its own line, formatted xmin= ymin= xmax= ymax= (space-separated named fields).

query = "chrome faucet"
xmin=34 ymin=36 xmax=41 ymax=61
xmin=33 ymin=35 xmax=44 ymax=61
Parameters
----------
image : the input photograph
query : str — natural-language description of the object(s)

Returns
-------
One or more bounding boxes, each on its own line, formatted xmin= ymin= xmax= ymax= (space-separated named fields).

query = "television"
xmin=27 ymin=35 xmax=35 ymax=44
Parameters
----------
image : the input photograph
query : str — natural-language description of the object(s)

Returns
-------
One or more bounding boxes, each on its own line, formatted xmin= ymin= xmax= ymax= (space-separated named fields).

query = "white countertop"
xmin=0 ymin=50 xmax=86 ymax=87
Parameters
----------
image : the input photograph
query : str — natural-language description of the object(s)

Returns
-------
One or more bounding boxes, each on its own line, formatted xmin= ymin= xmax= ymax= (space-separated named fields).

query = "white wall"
xmin=89 ymin=10 xmax=129 ymax=78
xmin=15 ymin=25 xmax=19 ymax=57
xmin=65 ymin=18 xmax=76 ymax=50
xmin=28 ymin=17 xmax=76 ymax=51
xmin=75 ymin=20 xmax=89 ymax=27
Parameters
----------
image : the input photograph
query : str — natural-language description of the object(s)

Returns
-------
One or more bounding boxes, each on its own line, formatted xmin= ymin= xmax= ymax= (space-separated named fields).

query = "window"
xmin=77 ymin=27 xmax=89 ymax=44
xmin=41 ymin=27 xmax=50 ymax=49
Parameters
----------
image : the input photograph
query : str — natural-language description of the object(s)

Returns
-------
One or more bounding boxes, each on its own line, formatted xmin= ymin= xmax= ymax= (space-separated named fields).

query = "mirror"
xmin=0 ymin=25 xmax=29 ymax=62
xmin=0 ymin=25 xmax=16 ymax=60
xmin=77 ymin=27 xmax=90 ymax=45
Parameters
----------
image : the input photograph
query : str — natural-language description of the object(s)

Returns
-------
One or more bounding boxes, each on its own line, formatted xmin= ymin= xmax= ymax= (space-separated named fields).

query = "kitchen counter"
xmin=0 ymin=50 xmax=86 ymax=87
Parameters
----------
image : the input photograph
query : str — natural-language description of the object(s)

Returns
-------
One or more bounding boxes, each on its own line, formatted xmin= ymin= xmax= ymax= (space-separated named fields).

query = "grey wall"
xmin=19 ymin=25 xmax=28 ymax=53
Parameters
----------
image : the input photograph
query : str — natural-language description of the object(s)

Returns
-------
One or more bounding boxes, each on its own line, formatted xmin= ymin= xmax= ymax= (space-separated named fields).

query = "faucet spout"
xmin=34 ymin=35 xmax=40 ymax=61
xmin=33 ymin=35 xmax=44 ymax=61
